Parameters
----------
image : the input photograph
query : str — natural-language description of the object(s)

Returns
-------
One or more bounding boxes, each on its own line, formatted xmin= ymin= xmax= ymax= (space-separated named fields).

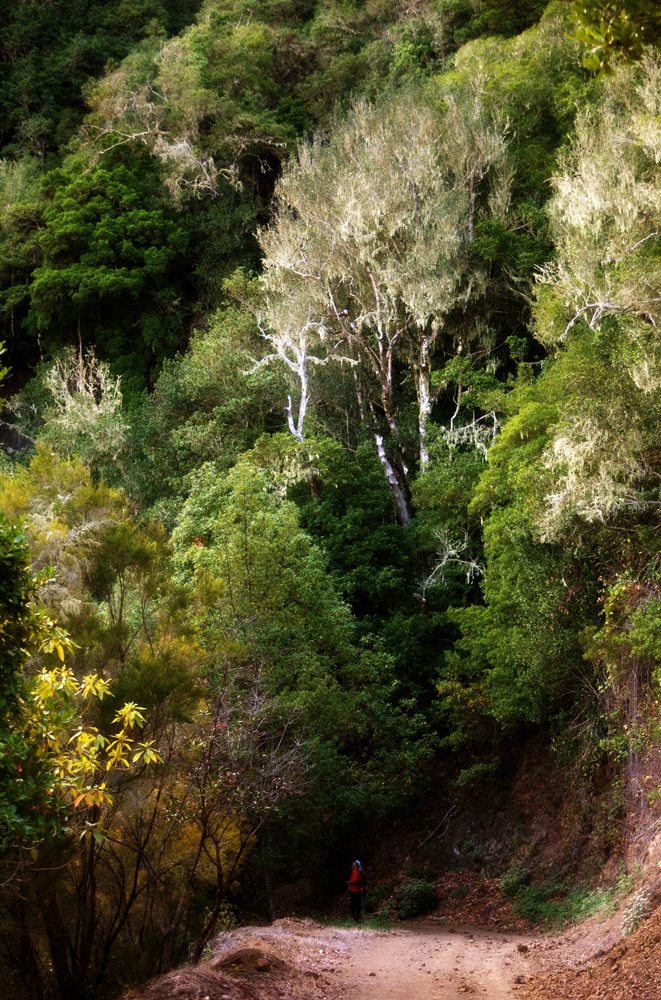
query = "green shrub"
xmin=394 ymin=878 xmax=437 ymax=919
xmin=512 ymin=882 xmax=614 ymax=926
xmin=371 ymin=906 xmax=394 ymax=927
xmin=616 ymin=863 xmax=643 ymax=896
xmin=364 ymin=880 xmax=394 ymax=914
xmin=512 ymin=882 xmax=563 ymax=922
xmin=404 ymin=863 xmax=429 ymax=879
xmin=500 ymin=862 xmax=530 ymax=898
xmin=453 ymin=761 xmax=501 ymax=788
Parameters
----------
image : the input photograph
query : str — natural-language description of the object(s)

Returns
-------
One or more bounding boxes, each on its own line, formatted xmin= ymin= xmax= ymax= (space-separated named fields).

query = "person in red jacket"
xmin=346 ymin=860 xmax=367 ymax=923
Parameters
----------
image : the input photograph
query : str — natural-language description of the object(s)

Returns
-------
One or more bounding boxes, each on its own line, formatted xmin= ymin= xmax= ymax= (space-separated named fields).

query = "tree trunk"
xmin=12 ymin=904 xmax=45 ymax=1000
xmin=468 ymin=169 xmax=476 ymax=243
xmin=161 ymin=923 xmax=177 ymax=973
xmin=284 ymin=333 xmax=309 ymax=441
xmin=261 ymin=831 xmax=278 ymax=923
xmin=416 ymin=335 xmax=432 ymax=471
xmin=40 ymin=893 xmax=75 ymax=1000
xmin=375 ymin=433 xmax=411 ymax=526
xmin=190 ymin=876 xmax=225 ymax=965
xmin=78 ymin=828 xmax=98 ymax=994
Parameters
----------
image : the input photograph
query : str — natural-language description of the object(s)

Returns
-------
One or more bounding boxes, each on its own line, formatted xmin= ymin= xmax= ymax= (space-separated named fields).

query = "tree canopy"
xmin=2 ymin=2 xmax=661 ymax=997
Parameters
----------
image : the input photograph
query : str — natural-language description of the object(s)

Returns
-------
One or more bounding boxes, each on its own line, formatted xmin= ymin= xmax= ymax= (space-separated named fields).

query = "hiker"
xmin=346 ymin=860 xmax=367 ymax=923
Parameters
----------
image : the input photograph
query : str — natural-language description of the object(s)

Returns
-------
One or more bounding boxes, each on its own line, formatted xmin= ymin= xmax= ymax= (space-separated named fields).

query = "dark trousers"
xmin=349 ymin=891 xmax=362 ymax=922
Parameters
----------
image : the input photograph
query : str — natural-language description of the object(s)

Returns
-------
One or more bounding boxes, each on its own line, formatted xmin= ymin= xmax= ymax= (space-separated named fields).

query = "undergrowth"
xmin=512 ymin=883 xmax=615 ymax=926
xmin=394 ymin=879 xmax=437 ymax=919
xmin=312 ymin=913 xmax=392 ymax=930
xmin=501 ymin=861 xmax=649 ymax=928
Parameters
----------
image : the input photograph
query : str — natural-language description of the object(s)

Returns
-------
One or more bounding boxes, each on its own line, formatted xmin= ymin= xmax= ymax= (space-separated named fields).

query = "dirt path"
xmin=331 ymin=925 xmax=537 ymax=1000
xmin=128 ymin=908 xmax=661 ymax=1000
xmin=127 ymin=919 xmax=545 ymax=1000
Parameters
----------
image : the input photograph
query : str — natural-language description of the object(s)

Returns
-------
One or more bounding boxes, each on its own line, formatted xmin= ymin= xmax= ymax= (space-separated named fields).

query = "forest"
xmin=2 ymin=0 xmax=661 ymax=997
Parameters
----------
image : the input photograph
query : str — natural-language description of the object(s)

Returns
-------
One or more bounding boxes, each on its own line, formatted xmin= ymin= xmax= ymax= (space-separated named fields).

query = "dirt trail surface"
xmin=124 ymin=904 xmax=661 ymax=1000
xmin=124 ymin=919 xmax=540 ymax=1000
xmin=330 ymin=924 xmax=537 ymax=999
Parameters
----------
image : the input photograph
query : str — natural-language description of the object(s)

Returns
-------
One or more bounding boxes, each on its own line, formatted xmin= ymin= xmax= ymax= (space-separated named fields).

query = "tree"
xmin=0 ymin=159 xmax=43 ymax=365
xmin=0 ymin=517 xmax=70 ymax=847
xmin=0 ymin=0 xmax=201 ymax=158
xmin=259 ymin=84 xmax=510 ymax=523
xmin=0 ymin=448 xmax=247 ymax=997
xmin=0 ymin=507 xmax=177 ymax=1000
xmin=541 ymin=55 xmax=661 ymax=339
xmin=172 ymin=451 xmax=360 ymax=691
xmin=172 ymin=441 xmax=433 ymax=838
xmin=83 ymin=15 xmax=311 ymax=199
xmin=123 ymin=305 xmax=287 ymax=523
xmin=246 ymin=284 xmax=357 ymax=443
xmin=438 ymin=373 xmax=600 ymax=739
xmin=35 ymin=347 xmax=129 ymax=479
xmin=29 ymin=160 xmax=189 ymax=394
xmin=0 ymin=444 xmax=127 ymax=621
xmin=535 ymin=53 xmax=661 ymax=535
xmin=287 ymin=435 xmax=411 ymax=615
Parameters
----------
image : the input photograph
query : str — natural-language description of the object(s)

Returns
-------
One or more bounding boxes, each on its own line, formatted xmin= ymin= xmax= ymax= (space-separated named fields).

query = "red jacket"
xmin=348 ymin=868 xmax=366 ymax=892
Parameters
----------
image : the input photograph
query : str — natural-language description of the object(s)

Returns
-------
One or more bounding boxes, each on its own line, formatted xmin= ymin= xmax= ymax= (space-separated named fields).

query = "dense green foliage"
xmin=0 ymin=0 xmax=568 ymax=393
xmin=2 ymin=1 xmax=661 ymax=997
xmin=0 ymin=0 xmax=202 ymax=157
xmin=393 ymin=877 xmax=438 ymax=918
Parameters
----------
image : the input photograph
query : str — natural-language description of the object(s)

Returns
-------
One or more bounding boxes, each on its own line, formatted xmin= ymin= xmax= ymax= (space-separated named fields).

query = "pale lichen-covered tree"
xmin=544 ymin=397 xmax=656 ymax=533
xmin=258 ymin=83 xmax=510 ymax=523
xmin=85 ymin=41 xmax=225 ymax=199
xmin=538 ymin=329 xmax=661 ymax=538
xmin=84 ymin=18 xmax=302 ymax=199
xmin=536 ymin=54 xmax=661 ymax=536
xmin=541 ymin=55 xmax=661 ymax=342
xmin=41 ymin=348 xmax=129 ymax=470
xmin=0 ymin=445 xmax=126 ymax=620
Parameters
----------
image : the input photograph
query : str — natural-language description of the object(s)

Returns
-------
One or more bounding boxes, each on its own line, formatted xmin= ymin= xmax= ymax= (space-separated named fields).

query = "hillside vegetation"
xmin=2 ymin=1 xmax=661 ymax=998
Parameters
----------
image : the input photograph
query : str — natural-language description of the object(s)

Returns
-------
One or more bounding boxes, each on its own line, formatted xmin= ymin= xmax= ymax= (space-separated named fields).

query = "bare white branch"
xmin=415 ymin=528 xmax=484 ymax=602
xmin=247 ymin=312 xmax=356 ymax=442
xmin=441 ymin=411 xmax=500 ymax=459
